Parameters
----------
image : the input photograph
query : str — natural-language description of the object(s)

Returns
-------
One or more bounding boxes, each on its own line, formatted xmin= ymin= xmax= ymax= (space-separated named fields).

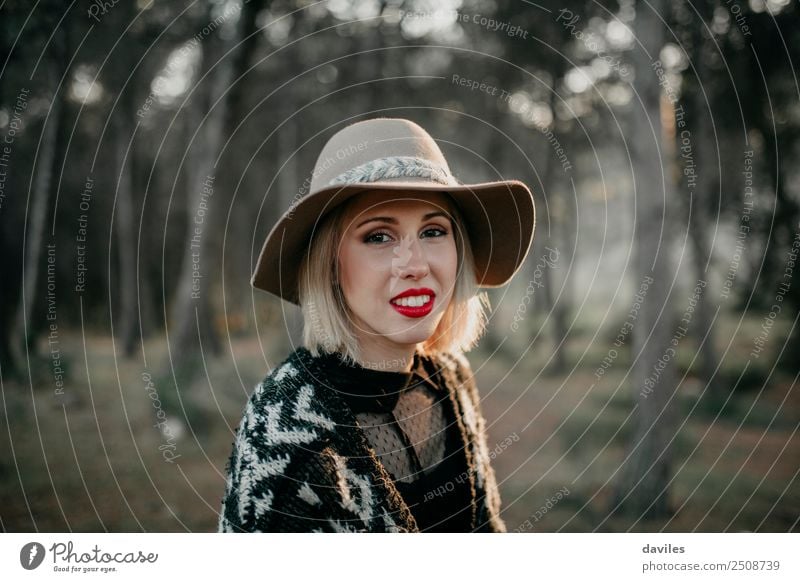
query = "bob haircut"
xmin=297 ymin=192 xmax=491 ymax=366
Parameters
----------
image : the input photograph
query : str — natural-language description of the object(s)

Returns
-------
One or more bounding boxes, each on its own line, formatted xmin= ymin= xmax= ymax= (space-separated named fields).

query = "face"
xmin=337 ymin=191 xmax=458 ymax=363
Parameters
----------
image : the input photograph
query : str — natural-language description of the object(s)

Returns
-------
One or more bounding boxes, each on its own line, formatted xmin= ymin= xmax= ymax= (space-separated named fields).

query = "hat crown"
xmin=308 ymin=118 xmax=454 ymax=194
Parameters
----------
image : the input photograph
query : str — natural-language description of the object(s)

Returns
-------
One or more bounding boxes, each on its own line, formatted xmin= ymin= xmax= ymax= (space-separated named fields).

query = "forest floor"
xmin=1 ymin=315 xmax=798 ymax=532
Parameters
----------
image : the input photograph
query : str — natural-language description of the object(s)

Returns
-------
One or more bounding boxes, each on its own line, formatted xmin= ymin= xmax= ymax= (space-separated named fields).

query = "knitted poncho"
xmin=217 ymin=347 xmax=506 ymax=532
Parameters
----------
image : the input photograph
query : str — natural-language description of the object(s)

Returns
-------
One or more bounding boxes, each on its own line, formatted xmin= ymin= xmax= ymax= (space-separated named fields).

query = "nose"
xmin=392 ymin=233 xmax=429 ymax=280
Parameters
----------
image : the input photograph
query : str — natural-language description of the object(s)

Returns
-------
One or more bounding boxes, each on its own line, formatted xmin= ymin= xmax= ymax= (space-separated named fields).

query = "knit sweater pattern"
xmin=217 ymin=347 xmax=505 ymax=532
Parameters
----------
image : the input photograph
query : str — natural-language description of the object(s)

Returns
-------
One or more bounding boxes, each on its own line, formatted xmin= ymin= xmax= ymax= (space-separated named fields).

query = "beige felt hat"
xmin=252 ymin=117 xmax=535 ymax=305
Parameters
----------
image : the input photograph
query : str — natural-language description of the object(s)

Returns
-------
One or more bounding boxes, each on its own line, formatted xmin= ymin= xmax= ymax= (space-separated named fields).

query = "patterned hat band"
xmin=327 ymin=156 xmax=457 ymax=187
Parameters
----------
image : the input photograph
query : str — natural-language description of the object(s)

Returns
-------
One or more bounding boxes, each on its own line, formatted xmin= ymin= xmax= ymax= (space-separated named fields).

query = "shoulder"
xmin=433 ymin=351 xmax=485 ymax=424
xmin=258 ymin=347 xmax=313 ymax=396
xmin=219 ymin=349 xmax=343 ymax=531
xmin=433 ymin=350 xmax=474 ymax=383
xmin=244 ymin=348 xmax=339 ymax=442
xmin=228 ymin=348 xmax=341 ymax=491
xmin=248 ymin=348 xmax=332 ymax=417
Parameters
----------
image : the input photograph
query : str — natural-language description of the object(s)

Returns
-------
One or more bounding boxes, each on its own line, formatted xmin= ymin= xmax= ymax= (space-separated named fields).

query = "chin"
xmin=383 ymin=328 xmax=435 ymax=346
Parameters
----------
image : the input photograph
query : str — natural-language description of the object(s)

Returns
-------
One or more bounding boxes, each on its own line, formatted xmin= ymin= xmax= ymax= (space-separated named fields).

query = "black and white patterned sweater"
xmin=217 ymin=346 xmax=506 ymax=532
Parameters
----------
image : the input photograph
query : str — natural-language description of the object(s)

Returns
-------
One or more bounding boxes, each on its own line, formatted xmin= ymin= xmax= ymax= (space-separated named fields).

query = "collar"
xmin=301 ymin=348 xmax=445 ymax=413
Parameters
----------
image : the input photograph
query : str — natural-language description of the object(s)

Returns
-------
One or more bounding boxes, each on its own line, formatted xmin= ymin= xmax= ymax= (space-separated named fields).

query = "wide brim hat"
xmin=252 ymin=117 xmax=536 ymax=305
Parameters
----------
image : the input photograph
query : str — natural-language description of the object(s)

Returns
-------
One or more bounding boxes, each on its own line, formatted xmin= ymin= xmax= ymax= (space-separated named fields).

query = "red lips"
xmin=389 ymin=287 xmax=436 ymax=319
xmin=390 ymin=287 xmax=436 ymax=301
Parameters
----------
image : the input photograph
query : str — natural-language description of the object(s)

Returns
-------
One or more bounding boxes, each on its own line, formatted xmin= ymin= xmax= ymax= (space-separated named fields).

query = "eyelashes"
xmin=363 ymin=227 xmax=449 ymax=245
xmin=363 ymin=231 xmax=392 ymax=244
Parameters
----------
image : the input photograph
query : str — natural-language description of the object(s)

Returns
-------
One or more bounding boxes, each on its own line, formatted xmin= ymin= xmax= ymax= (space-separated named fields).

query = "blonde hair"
xmin=297 ymin=193 xmax=490 ymax=366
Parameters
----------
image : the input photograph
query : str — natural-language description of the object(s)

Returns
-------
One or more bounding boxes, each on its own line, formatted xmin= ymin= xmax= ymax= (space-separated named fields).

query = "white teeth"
xmin=392 ymin=294 xmax=431 ymax=307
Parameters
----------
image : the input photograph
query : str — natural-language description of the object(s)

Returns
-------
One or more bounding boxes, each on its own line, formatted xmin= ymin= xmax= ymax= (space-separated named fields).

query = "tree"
xmin=674 ymin=0 xmax=721 ymax=396
xmin=110 ymin=0 xmax=141 ymax=358
xmin=168 ymin=0 xmax=264 ymax=383
xmin=610 ymin=0 xmax=677 ymax=520
xmin=11 ymin=11 xmax=71 ymax=368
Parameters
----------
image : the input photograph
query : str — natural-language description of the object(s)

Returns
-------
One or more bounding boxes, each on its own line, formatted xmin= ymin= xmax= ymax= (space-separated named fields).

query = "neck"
xmin=355 ymin=339 xmax=418 ymax=373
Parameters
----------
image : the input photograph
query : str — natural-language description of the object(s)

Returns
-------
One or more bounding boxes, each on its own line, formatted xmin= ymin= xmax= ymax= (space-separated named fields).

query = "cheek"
xmin=431 ymin=240 xmax=458 ymax=282
xmin=338 ymin=242 xmax=382 ymax=300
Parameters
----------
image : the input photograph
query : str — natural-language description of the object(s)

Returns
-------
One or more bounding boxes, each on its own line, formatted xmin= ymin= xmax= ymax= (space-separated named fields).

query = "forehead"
xmin=342 ymin=190 xmax=454 ymax=221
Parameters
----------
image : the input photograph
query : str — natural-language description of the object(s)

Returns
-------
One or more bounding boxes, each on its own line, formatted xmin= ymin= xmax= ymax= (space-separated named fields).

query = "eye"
xmin=422 ymin=226 xmax=449 ymax=238
xmin=363 ymin=230 xmax=393 ymax=244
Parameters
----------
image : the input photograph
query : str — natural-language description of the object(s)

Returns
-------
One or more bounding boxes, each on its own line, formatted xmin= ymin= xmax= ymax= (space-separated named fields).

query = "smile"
xmin=389 ymin=288 xmax=436 ymax=318
xmin=390 ymin=294 xmax=432 ymax=307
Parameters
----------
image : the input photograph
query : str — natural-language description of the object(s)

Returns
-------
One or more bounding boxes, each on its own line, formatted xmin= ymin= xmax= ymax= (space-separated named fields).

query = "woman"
xmin=218 ymin=118 xmax=535 ymax=532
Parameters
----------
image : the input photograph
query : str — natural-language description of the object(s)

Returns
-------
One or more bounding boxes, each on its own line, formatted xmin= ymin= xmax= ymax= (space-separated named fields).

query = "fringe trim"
xmin=328 ymin=156 xmax=455 ymax=187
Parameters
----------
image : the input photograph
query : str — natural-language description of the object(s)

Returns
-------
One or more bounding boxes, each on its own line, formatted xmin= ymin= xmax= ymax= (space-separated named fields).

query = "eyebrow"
xmin=355 ymin=211 xmax=452 ymax=229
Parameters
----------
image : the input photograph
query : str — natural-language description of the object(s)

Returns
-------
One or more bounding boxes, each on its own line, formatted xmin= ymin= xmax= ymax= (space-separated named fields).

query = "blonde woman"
xmin=219 ymin=118 xmax=535 ymax=532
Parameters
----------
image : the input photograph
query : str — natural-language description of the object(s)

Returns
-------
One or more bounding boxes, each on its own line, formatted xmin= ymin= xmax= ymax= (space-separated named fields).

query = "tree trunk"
xmin=170 ymin=72 xmax=228 ymax=366
xmin=610 ymin=0 xmax=677 ymax=520
xmin=170 ymin=0 xmax=260 ymax=374
xmin=12 ymin=63 xmax=66 ymax=364
xmin=539 ymin=65 xmax=570 ymax=373
xmin=685 ymin=24 xmax=720 ymax=397
xmin=110 ymin=12 xmax=141 ymax=358
xmin=114 ymin=96 xmax=139 ymax=357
